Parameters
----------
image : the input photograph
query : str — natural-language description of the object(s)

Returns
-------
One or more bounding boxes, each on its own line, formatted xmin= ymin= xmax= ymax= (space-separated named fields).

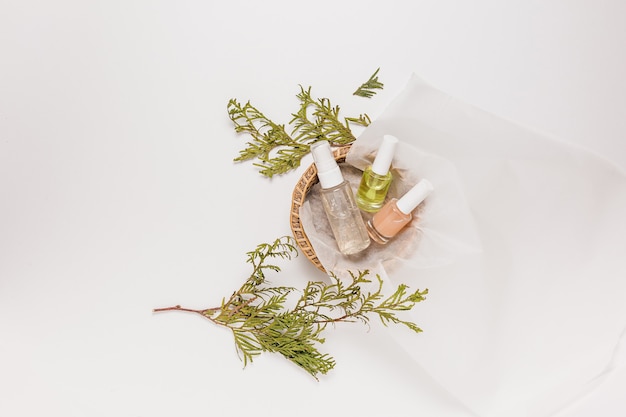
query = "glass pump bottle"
xmin=366 ymin=179 xmax=433 ymax=244
xmin=311 ymin=141 xmax=371 ymax=255
xmin=356 ymin=135 xmax=399 ymax=212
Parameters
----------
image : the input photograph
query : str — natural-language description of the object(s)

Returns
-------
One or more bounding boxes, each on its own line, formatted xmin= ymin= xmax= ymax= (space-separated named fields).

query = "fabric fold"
xmin=345 ymin=74 xmax=626 ymax=417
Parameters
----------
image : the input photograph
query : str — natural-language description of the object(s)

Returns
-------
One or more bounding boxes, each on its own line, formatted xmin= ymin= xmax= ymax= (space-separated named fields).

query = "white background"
xmin=1 ymin=1 xmax=625 ymax=416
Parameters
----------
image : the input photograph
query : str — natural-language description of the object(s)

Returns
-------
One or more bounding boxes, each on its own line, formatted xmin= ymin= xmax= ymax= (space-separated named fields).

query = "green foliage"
xmin=228 ymin=70 xmax=382 ymax=178
xmin=353 ymin=68 xmax=384 ymax=98
xmin=154 ymin=236 xmax=427 ymax=380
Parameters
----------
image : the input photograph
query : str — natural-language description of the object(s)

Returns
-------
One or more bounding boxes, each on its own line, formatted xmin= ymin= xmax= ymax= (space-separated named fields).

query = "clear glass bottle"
xmin=367 ymin=179 xmax=433 ymax=244
xmin=311 ymin=141 xmax=370 ymax=255
xmin=356 ymin=135 xmax=398 ymax=212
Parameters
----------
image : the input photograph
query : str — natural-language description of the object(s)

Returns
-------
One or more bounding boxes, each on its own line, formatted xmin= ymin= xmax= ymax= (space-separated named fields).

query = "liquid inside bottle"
xmin=356 ymin=166 xmax=393 ymax=212
xmin=366 ymin=198 xmax=411 ymax=244
xmin=320 ymin=182 xmax=371 ymax=255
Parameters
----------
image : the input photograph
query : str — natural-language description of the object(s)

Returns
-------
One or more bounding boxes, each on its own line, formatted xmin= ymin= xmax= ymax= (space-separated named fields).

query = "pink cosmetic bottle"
xmin=366 ymin=179 xmax=433 ymax=244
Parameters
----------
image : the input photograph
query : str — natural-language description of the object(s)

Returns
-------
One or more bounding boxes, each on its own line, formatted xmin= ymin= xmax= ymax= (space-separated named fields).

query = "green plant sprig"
xmin=353 ymin=67 xmax=384 ymax=98
xmin=228 ymin=69 xmax=382 ymax=178
xmin=154 ymin=236 xmax=427 ymax=380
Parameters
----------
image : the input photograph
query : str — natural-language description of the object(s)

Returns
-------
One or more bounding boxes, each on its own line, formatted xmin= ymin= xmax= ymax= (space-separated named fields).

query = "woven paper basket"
xmin=290 ymin=144 xmax=352 ymax=273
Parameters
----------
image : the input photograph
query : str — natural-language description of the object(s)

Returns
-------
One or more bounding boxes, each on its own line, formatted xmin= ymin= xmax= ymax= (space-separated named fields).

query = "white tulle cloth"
xmin=304 ymin=74 xmax=626 ymax=417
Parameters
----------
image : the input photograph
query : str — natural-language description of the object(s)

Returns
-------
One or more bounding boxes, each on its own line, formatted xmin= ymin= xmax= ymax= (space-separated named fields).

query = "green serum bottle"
xmin=356 ymin=134 xmax=398 ymax=212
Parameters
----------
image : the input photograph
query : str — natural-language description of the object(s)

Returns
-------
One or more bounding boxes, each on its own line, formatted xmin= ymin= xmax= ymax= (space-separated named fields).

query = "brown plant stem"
xmin=153 ymin=305 xmax=214 ymax=315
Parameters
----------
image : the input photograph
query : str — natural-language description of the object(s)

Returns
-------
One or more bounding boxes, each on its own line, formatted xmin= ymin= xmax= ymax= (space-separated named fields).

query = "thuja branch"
xmin=353 ymin=67 xmax=384 ymax=98
xmin=228 ymin=70 xmax=382 ymax=178
xmin=153 ymin=236 xmax=427 ymax=380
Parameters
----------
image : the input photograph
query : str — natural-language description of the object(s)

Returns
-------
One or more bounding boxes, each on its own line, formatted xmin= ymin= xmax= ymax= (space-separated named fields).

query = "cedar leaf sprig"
xmin=353 ymin=67 xmax=384 ymax=98
xmin=228 ymin=70 xmax=382 ymax=178
xmin=154 ymin=236 xmax=427 ymax=380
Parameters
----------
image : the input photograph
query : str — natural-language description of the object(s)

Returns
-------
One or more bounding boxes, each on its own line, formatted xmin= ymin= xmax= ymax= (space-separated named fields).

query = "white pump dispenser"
xmin=311 ymin=142 xmax=343 ymax=188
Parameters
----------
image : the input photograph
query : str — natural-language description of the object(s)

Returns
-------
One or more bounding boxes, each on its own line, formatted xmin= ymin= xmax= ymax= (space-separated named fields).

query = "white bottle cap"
xmin=311 ymin=141 xmax=343 ymax=188
xmin=371 ymin=134 xmax=399 ymax=175
xmin=396 ymin=179 xmax=434 ymax=214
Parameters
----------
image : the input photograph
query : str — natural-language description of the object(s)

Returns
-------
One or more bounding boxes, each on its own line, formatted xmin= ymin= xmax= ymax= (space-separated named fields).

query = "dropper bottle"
xmin=356 ymin=135 xmax=399 ymax=212
xmin=311 ymin=141 xmax=371 ymax=255
xmin=366 ymin=179 xmax=433 ymax=244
